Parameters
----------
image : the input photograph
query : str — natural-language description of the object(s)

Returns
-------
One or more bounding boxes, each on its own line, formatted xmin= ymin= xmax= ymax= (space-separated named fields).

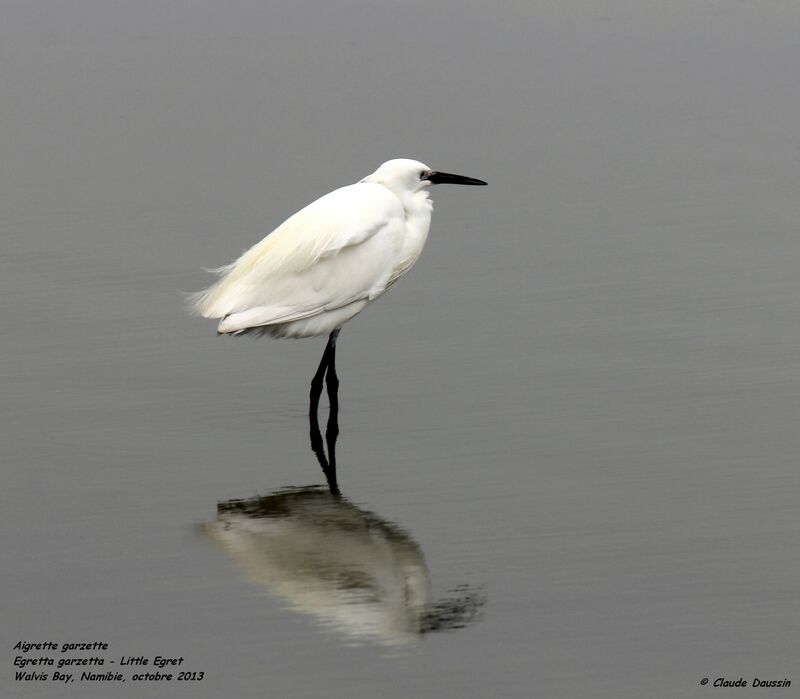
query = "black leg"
xmin=325 ymin=332 xmax=340 ymax=485
xmin=308 ymin=330 xmax=341 ymax=494
xmin=309 ymin=330 xmax=336 ymax=418
xmin=325 ymin=329 xmax=340 ymax=414
xmin=309 ymin=401 xmax=338 ymax=494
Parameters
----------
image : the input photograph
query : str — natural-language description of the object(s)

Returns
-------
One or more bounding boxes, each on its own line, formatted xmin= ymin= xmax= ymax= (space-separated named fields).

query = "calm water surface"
xmin=2 ymin=2 xmax=799 ymax=697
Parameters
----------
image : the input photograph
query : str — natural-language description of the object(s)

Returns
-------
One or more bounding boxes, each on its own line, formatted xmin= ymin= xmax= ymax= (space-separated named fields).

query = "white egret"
xmin=191 ymin=158 xmax=486 ymax=407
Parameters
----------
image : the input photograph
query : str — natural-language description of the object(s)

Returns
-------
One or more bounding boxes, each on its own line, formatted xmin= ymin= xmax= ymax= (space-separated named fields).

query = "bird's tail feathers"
xmin=204 ymin=262 xmax=237 ymax=276
xmin=216 ymin=305 xmax=298 ymax=333
xmin=186 ymin=258 xmax=246 ymax=318
xmin=185 ymin=286 xmax=222 ymax=318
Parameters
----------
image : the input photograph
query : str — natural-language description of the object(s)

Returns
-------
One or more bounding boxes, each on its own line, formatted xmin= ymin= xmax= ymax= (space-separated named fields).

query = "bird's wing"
xmin=191 ymin=183 xmax=405 ymax=327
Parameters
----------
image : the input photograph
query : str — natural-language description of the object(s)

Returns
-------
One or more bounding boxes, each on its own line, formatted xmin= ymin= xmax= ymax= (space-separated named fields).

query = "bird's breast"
xmin=388 ymin=198 xmax=432 ymax=285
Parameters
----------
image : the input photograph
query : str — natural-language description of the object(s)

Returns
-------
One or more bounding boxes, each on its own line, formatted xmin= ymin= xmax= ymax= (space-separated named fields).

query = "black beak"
xmin=428 ymin=170 xmax=487 ymax=186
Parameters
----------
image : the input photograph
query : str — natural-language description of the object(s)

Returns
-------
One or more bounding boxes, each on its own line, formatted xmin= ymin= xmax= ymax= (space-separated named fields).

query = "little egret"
xmin=191 ymin=158 xmax=486 ymax=411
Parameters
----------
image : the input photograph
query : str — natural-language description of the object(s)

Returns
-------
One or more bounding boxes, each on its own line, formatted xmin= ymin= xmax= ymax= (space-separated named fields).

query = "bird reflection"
xmin=203 ymin=373 xmax=485 ymax=646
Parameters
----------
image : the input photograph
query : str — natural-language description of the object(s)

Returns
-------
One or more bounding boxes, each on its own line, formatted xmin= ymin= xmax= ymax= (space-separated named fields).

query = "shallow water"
xmin=2 ymin=2 xmax=799 ymax=697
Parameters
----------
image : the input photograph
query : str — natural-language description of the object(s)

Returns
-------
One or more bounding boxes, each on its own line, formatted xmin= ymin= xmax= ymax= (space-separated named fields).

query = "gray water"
xmin=2 ymin=2 xmax=799 ymax=697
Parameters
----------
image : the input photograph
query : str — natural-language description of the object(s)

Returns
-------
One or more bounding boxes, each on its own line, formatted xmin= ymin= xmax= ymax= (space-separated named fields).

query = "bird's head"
xmin=362 ymin=159 xmax=487 ymax=195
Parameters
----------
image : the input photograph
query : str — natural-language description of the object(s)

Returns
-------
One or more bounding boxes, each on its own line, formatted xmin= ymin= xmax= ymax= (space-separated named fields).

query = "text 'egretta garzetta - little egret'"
xmin=191 ymin=158 xmax=486 ymax=412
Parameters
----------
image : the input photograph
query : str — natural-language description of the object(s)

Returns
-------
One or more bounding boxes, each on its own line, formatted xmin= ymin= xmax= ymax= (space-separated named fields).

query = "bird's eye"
xmin=420 ymin=170 xmax=432 ymax=180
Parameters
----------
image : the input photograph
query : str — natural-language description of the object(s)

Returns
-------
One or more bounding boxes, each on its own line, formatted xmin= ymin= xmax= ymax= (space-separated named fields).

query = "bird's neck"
xmin=398 ymin=189 xmax=433 ymax=220
xmin=367 ymin=178 xmax=434 ymax=220
xmin=398 ymin=190 xmax=433 ymax=270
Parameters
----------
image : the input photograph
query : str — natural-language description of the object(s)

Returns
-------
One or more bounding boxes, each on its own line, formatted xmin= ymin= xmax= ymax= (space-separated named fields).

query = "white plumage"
xmin=191 ymin=158 xmax=485 ymax=339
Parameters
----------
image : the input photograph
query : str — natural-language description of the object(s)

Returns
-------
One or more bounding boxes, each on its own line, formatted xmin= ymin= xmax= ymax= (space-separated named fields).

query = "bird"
xmin=191 ymin=158 xmax=486 ymax=411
